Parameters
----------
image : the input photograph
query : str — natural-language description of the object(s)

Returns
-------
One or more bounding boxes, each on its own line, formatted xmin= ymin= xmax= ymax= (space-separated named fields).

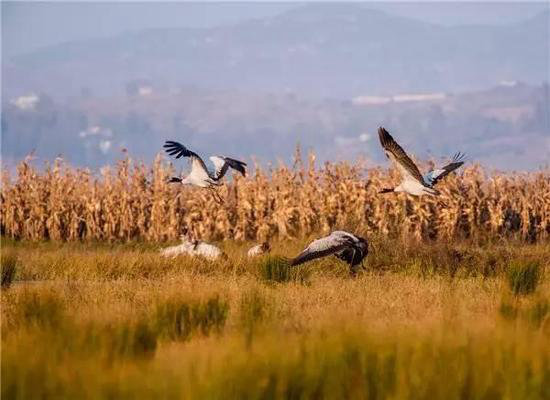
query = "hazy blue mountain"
xmin=4 ymin=5 xmax=548 ymax=99
xmin=2 ymin=4 xmax=548 ymax=172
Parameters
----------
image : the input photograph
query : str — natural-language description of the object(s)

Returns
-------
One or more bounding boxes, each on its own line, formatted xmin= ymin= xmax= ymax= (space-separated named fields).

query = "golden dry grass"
xmin=1 ymin=152 xmax=549 ymax=242
xmin=1 ymin=239 xmax=549 ymax=399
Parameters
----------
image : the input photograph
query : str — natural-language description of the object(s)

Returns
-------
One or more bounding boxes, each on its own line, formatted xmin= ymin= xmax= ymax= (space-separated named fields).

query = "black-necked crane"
xmin=163 ymin=140 xmax=247 ymax=202
xmin=378 ymin=127 xmax=465 ymax=197
xmin=247 ymin=242 xmax=271 ymax=258
xmin=160 ymin=235 xmax=225 ymax=260
xmin=290 ymin=231 xmax=368 ymax=276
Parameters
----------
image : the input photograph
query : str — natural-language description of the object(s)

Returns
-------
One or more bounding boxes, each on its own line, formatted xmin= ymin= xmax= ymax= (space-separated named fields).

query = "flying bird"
xmin=247 ymin=242 xmax=271 ymax=258
xmin=163 ymin=141 xmax=247 ymax=202
xmin=290 ymin=231 xmax=368 ymax=276
xmin=378 ymin=127 xmax=465 ymax=197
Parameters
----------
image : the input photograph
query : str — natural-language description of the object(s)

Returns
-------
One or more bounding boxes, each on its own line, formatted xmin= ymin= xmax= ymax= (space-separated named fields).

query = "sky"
xmin=2 ymin=1 xmax=548 ymax=58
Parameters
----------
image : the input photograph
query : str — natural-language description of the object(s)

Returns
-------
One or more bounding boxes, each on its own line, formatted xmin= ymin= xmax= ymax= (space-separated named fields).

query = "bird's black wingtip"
xmin=378 ymin=127 xmax=393 ymax=150
xmin=378 ymin=126 xmax=392 ymax=143
xmin=452 ymin=152 xmax=467 ymax=163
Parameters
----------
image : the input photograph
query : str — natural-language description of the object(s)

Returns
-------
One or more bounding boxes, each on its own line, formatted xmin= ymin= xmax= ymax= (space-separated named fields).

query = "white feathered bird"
xmin=378 ymin=127 xmax=465 ymax=197
xmin=247 ymin=242 xmax=271 ymax=258
xmin=160 ymin=236 xmax=224 ymax=260
xmin=163 ymin=141 xmax=247 ymax=201
xmin=159 ymin=240 xmax=195 ymax=258
xmin=290 ymin=231 xmax=368 ymax=276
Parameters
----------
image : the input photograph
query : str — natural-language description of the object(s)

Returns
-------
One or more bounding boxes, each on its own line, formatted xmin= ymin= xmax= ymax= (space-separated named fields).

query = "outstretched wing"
xmin=378 ymin=127 xmax=426 ymax=185
xmin=291 ymin=233 xmax=353 ymax=267
xmin=424 ymin=152 xmax=465 ymax=186
xmin=209 ymin=156 xmax=247 ymax=180
xmin=164 ymin=141 xmax=211 ymax=179
xmin=334 ymin=237 xmax=368 ymax=266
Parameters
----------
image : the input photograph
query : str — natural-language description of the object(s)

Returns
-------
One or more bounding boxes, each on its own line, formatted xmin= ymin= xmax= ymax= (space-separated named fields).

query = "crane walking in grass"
xmin=291 ymin=231 xmax=368 ymax=276
xmin=163 ymin=140 xmax=247 ymax=202
xmin=378 ymin=127 xmax=465 ymax=197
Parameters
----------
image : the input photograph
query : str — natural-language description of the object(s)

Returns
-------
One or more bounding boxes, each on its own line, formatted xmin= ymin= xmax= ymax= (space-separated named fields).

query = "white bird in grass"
xmin=160 ymin=236 xmax=224 ymax=260
xmin=290 ymin=231 xmax=368 ymax=276
xmin=159 ymin=240 xmax=195 ymax=258
xmin=378 ymin=127 xmax=465 ymax=197
xmin=247 ymin=242 xmax=271 ymax=258
xmin=163 ymin=141 xmax=247 ymax=202
xmin=192 ymin=241 xmax=224 ymax=260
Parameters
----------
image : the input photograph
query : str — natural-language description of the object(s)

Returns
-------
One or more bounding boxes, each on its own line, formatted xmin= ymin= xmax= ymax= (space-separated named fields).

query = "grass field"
xmin=2 ymin=237 xmax=549 ymax=399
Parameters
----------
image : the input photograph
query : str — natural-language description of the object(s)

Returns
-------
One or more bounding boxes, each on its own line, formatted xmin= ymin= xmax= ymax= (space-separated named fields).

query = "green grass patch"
xmin=153 ymin=295 xmax=229 ymax=341
xmin=507 ymin=260 xmax=540 ymax=295
xmin=13 ymin=289 xmax=66 ymax=329
xmin=240 ymin=288 xmax=271 ymax=345
xmin=256 ymin=255 xmax=310 ymax=284
xmin=1 ymin=250 xmax=18 ymax=289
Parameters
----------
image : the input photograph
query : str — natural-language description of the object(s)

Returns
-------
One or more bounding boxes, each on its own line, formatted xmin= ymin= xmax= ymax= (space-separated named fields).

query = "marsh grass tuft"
xmin=257 ymin=256 xmax=292 ymax=283
xmin=14 ymin=289 xmax=65 ymax=328
xmin=256 ymin=255 xmax=310 ymax=284
xmin=499 ymin=300 xmax=518 ymax=321
xmin=153 ymin=295 xmax=229 ymax=340
xmin=240 ymin=288 xmax=271 ymax=345
xmin=507 ymin=260 xmax=540 ymax=295
xmin=103 ymin=319 xmax=158 ymax=359
xmin=527 ymin=299 xmax=549 ymax=328
xmin=1 ymin=250 xmax=18 ymax=289
xmin=499 ymin=296 xmax=549 ymax=329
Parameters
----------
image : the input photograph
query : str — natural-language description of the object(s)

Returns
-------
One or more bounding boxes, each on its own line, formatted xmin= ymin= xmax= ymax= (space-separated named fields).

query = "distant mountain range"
xmin=3 ymin=4 xmax=549 ymax=99
xmin=2 ymin=4 xmax=549 ymax=171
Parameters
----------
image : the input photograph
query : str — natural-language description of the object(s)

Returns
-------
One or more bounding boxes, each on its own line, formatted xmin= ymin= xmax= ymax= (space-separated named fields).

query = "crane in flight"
xmin=377 ymin=127 xmax=465 ymax=197
xmin=163 ymin=140 xmax=247 ymax=202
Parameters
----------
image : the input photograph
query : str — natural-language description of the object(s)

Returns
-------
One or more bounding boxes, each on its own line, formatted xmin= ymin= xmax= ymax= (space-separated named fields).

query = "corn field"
xmin=1 ymin=152 xmax=549 ymax=242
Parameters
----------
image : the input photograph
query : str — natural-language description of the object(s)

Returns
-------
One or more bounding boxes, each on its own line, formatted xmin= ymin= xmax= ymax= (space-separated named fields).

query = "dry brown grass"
xmin=1 ymin=152 xmax=549 ymax=243
xmin=2 ymin=240 xmax=549 ymax=399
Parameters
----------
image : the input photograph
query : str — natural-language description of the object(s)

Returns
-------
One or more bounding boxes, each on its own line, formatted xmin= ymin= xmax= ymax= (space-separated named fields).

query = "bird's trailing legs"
xmin=349 ymin=248 xmax=358 ymax=277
